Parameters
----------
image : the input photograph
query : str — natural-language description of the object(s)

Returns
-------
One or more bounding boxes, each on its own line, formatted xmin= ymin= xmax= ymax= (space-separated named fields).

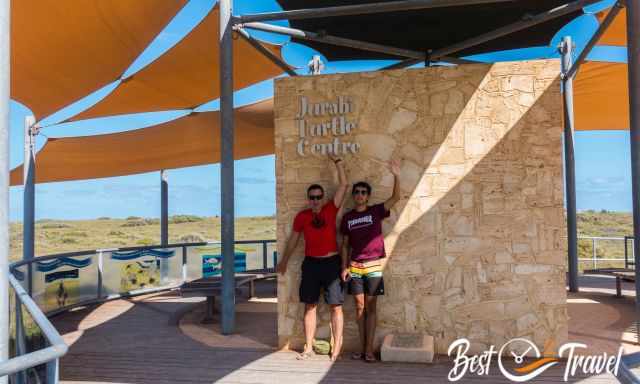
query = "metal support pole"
xmin=160 ymin=170 xmax=169 ymax=284
xmin=160 ymin=170 xmax=168 ymax=246
xmin=566 ymin=0 xmax=624 ymax=80
xmin=23 ymin=116 xmax=36 ymax=297
xmin=234 ymin=28 xmax=298 ymax=77
xmin=0 ymin=0 xmax=9 ymax=381
xmin=236 ymin=0 xmax=516 ymax=22
xmin=220 ymin=0 xmax=235 ymax=335
xmin=626 ymin=0 xmax=640 ymax=318
xmin=560 ymin=36 xmax=579 ymax=293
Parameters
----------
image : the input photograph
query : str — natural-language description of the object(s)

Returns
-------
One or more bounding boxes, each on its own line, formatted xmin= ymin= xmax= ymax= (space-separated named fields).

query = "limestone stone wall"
xmin=274 ymin=61 xmax=567 ymax=355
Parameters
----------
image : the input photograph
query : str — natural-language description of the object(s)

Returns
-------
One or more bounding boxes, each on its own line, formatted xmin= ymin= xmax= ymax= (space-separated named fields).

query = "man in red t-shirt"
xmin=276 ymin=154 xmax=348 ymax=361
xmin=340 ymin=159 xmax=401 ymax=362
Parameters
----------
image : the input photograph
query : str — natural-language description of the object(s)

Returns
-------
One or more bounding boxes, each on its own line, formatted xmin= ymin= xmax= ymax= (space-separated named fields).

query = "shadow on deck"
xmin=51 ymin=278 xmax=630 ymax=383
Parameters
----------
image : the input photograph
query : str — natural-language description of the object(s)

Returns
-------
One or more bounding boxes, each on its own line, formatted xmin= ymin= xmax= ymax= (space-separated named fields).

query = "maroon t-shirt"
xmin=340 ymin=203 xmax=390 ymax=262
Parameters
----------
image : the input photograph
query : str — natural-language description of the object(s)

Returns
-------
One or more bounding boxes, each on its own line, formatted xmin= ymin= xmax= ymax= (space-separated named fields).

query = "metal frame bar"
xmin=160 ymin=170 xmax=168 ymax=246
xmin=566 ymin=0 xmax=625 ymax=80
xmin=626 ymin=0 xmax=640 ymax=328
xmin=236 ymin=0 xmax=516 ymax=23
xmin=0 ymin=275 xmax=68 ymax=378
xmin=23 ymin=116 xmax=36 ymax=298
xmin=561 ymin=36 xmax=579 ymax=293
xmin=429 ymin=0 xmax=600 ymax=60
xmin=241 ymin=22 xmax=426 ymax=60
xmin=0 ymin=1 xmax=8 ymax=381
xmin=219 ymin=0 xmax=236 ymax=335
xmin=234 ymin=27 xmax=298 ymax=77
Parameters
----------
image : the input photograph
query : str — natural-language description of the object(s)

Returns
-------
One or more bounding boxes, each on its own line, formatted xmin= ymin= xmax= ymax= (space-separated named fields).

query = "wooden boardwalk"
xmin=51 ymin=279 xmax=625 ymax=384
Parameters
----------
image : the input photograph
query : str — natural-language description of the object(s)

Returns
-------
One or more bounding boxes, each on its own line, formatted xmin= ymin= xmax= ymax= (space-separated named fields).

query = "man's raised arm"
xmin=329 ymin=154 xmax=349 ymax=208
xmin=384 ymin=158 xmax=401 ymax=212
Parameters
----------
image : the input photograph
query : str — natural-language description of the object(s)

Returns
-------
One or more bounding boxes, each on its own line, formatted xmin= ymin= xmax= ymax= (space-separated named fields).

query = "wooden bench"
xmin=583 ymin=268 xmax=636 ymax=298
xmin=179 ymin=272 xmax=276 ymax=323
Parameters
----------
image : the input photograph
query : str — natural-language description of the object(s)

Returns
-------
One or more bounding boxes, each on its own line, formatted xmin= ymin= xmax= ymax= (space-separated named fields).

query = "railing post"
xmin=14 ymin=299 xmax=25 ymax=384
xmin=626 ymin=236 xmax=630 ymax=269
xmin=97 ymin=251 xmax=103 ymax=300
xmin=262 ymin=241 xmax=268 ymax=271
xmin=593 ymin=238 xmax=597 ymax=269
xmin=27 ymin=263 xmax=32 ymax=297
xmin=46 ymin=357 xmax=58 ymax=384
xmin=182 ymin=246 xmax=187 ymax=283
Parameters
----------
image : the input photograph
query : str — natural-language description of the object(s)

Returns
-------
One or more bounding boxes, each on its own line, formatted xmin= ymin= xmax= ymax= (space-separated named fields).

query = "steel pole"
xmin=160 ymin=170 xmax=168 ymax=246
xmin=561 ymin=36 xmax=579 ymax=293
xmin=626 ymin=0 xmax=640 ymax=313
xmin=220 ymin=0 xmax=235 ymax=335
xmin=0 ymin=0 xmax=9 ymax=381
xmin=160 ymin=170 xmax=169 ymax=284
xmin=22 ymin=116 xmax=35 ymax=271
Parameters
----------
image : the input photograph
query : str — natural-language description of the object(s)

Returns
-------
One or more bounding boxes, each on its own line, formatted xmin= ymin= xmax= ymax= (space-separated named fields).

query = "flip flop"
xmin=296 ymin=351 xmax=314 ymax=360
xmin=364 ymin=353 xmax=376 ymax=363
xmin=351 ymin=352 xmax=364 ymax=360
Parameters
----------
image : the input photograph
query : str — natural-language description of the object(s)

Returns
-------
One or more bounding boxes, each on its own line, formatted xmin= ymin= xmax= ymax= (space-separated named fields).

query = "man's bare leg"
xmin=354 ymin=293 xmax=366 ymax=357
xmin=365 ymin=296 xmax=378 ymax=360
xmin=302 ymin=303 xmax=317 ymax=355
xmin=330 ymin=304 xmax=344 ymax=361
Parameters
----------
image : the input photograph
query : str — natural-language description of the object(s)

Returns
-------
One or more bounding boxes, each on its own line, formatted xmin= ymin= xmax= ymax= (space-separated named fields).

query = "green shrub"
xmin=178 ymin=233 xmax=205 ymax=243
xmin=170 ymin=215 xmax=204 ymax=224
xmin=126 ymin=216 xmax=142 ymax=221
xmin=61 ymin=238 xmax=77 ymax=244
xmin=121 ymin=221 xmax=146 ymax=227
xmin=108 ymin=230 xmax=125 ymax=236
xmin=65 ymin=231 xmax=88 ymax=237
xmin=40 ymin=223 xmax=71 ymax=229
xmin=136 ymin=238 xmax=154 ymax=245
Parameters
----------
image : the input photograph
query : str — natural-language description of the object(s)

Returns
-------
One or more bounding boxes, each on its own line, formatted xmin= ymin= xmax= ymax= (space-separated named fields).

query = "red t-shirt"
xmin=293 ymin=201 xmax=339 ymax=257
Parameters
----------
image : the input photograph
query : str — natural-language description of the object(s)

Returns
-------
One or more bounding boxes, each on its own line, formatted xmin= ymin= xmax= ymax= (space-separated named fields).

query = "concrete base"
xmin=380 ymin=333 xmax=434 ymax=363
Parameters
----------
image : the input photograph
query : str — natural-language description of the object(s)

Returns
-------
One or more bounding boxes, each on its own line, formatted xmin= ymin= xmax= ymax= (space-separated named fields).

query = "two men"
xmin=277 ymin=156 xmax=401 ymax=362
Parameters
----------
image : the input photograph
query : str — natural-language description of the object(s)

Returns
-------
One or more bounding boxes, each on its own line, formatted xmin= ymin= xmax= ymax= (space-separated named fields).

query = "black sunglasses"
xmin=308 ymin=194 xmax=324 ymax=201
xmin=353 ymin=189 xmax=368 ymax=196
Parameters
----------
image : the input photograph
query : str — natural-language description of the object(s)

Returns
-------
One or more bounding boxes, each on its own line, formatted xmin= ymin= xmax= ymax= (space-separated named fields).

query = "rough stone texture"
xmin=381 ymin=333 xmax=435 ymax=363
xmin=274 ymin=61 xmax=567 ymax=356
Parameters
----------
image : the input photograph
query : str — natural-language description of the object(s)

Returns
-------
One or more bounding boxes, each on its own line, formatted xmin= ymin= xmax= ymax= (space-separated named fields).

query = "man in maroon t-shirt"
xmin=340 ymin=159 xmax=401 ymax=362
xmin=276 ymin=154 xmax=348 ymax=361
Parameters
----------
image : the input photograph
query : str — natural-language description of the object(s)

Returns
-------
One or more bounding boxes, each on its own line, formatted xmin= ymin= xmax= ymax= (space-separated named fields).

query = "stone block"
xmin=380 ymin=333 xmax=434 ymax=363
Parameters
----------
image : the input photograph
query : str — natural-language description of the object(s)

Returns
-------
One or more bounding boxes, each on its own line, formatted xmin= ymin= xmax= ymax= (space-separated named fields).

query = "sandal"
xmin=364 ymin=353 xmax=376 ymax=363
xmin=296 ymin=351 xmax=314 ymax=360
xmin=351 ymin=352 xmax=364 ymax=360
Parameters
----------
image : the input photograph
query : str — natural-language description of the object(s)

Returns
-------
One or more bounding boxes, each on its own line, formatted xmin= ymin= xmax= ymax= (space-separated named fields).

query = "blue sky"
xmin=7 ymin=0 xmax=633 ymax=221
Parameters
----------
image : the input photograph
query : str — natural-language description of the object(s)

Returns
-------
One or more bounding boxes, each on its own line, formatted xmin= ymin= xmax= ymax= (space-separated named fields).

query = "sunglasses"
xmin=353 ymin=189 xmax=368 ymax=196
xmin=308 ymin=194 xmax=324 ymax=201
